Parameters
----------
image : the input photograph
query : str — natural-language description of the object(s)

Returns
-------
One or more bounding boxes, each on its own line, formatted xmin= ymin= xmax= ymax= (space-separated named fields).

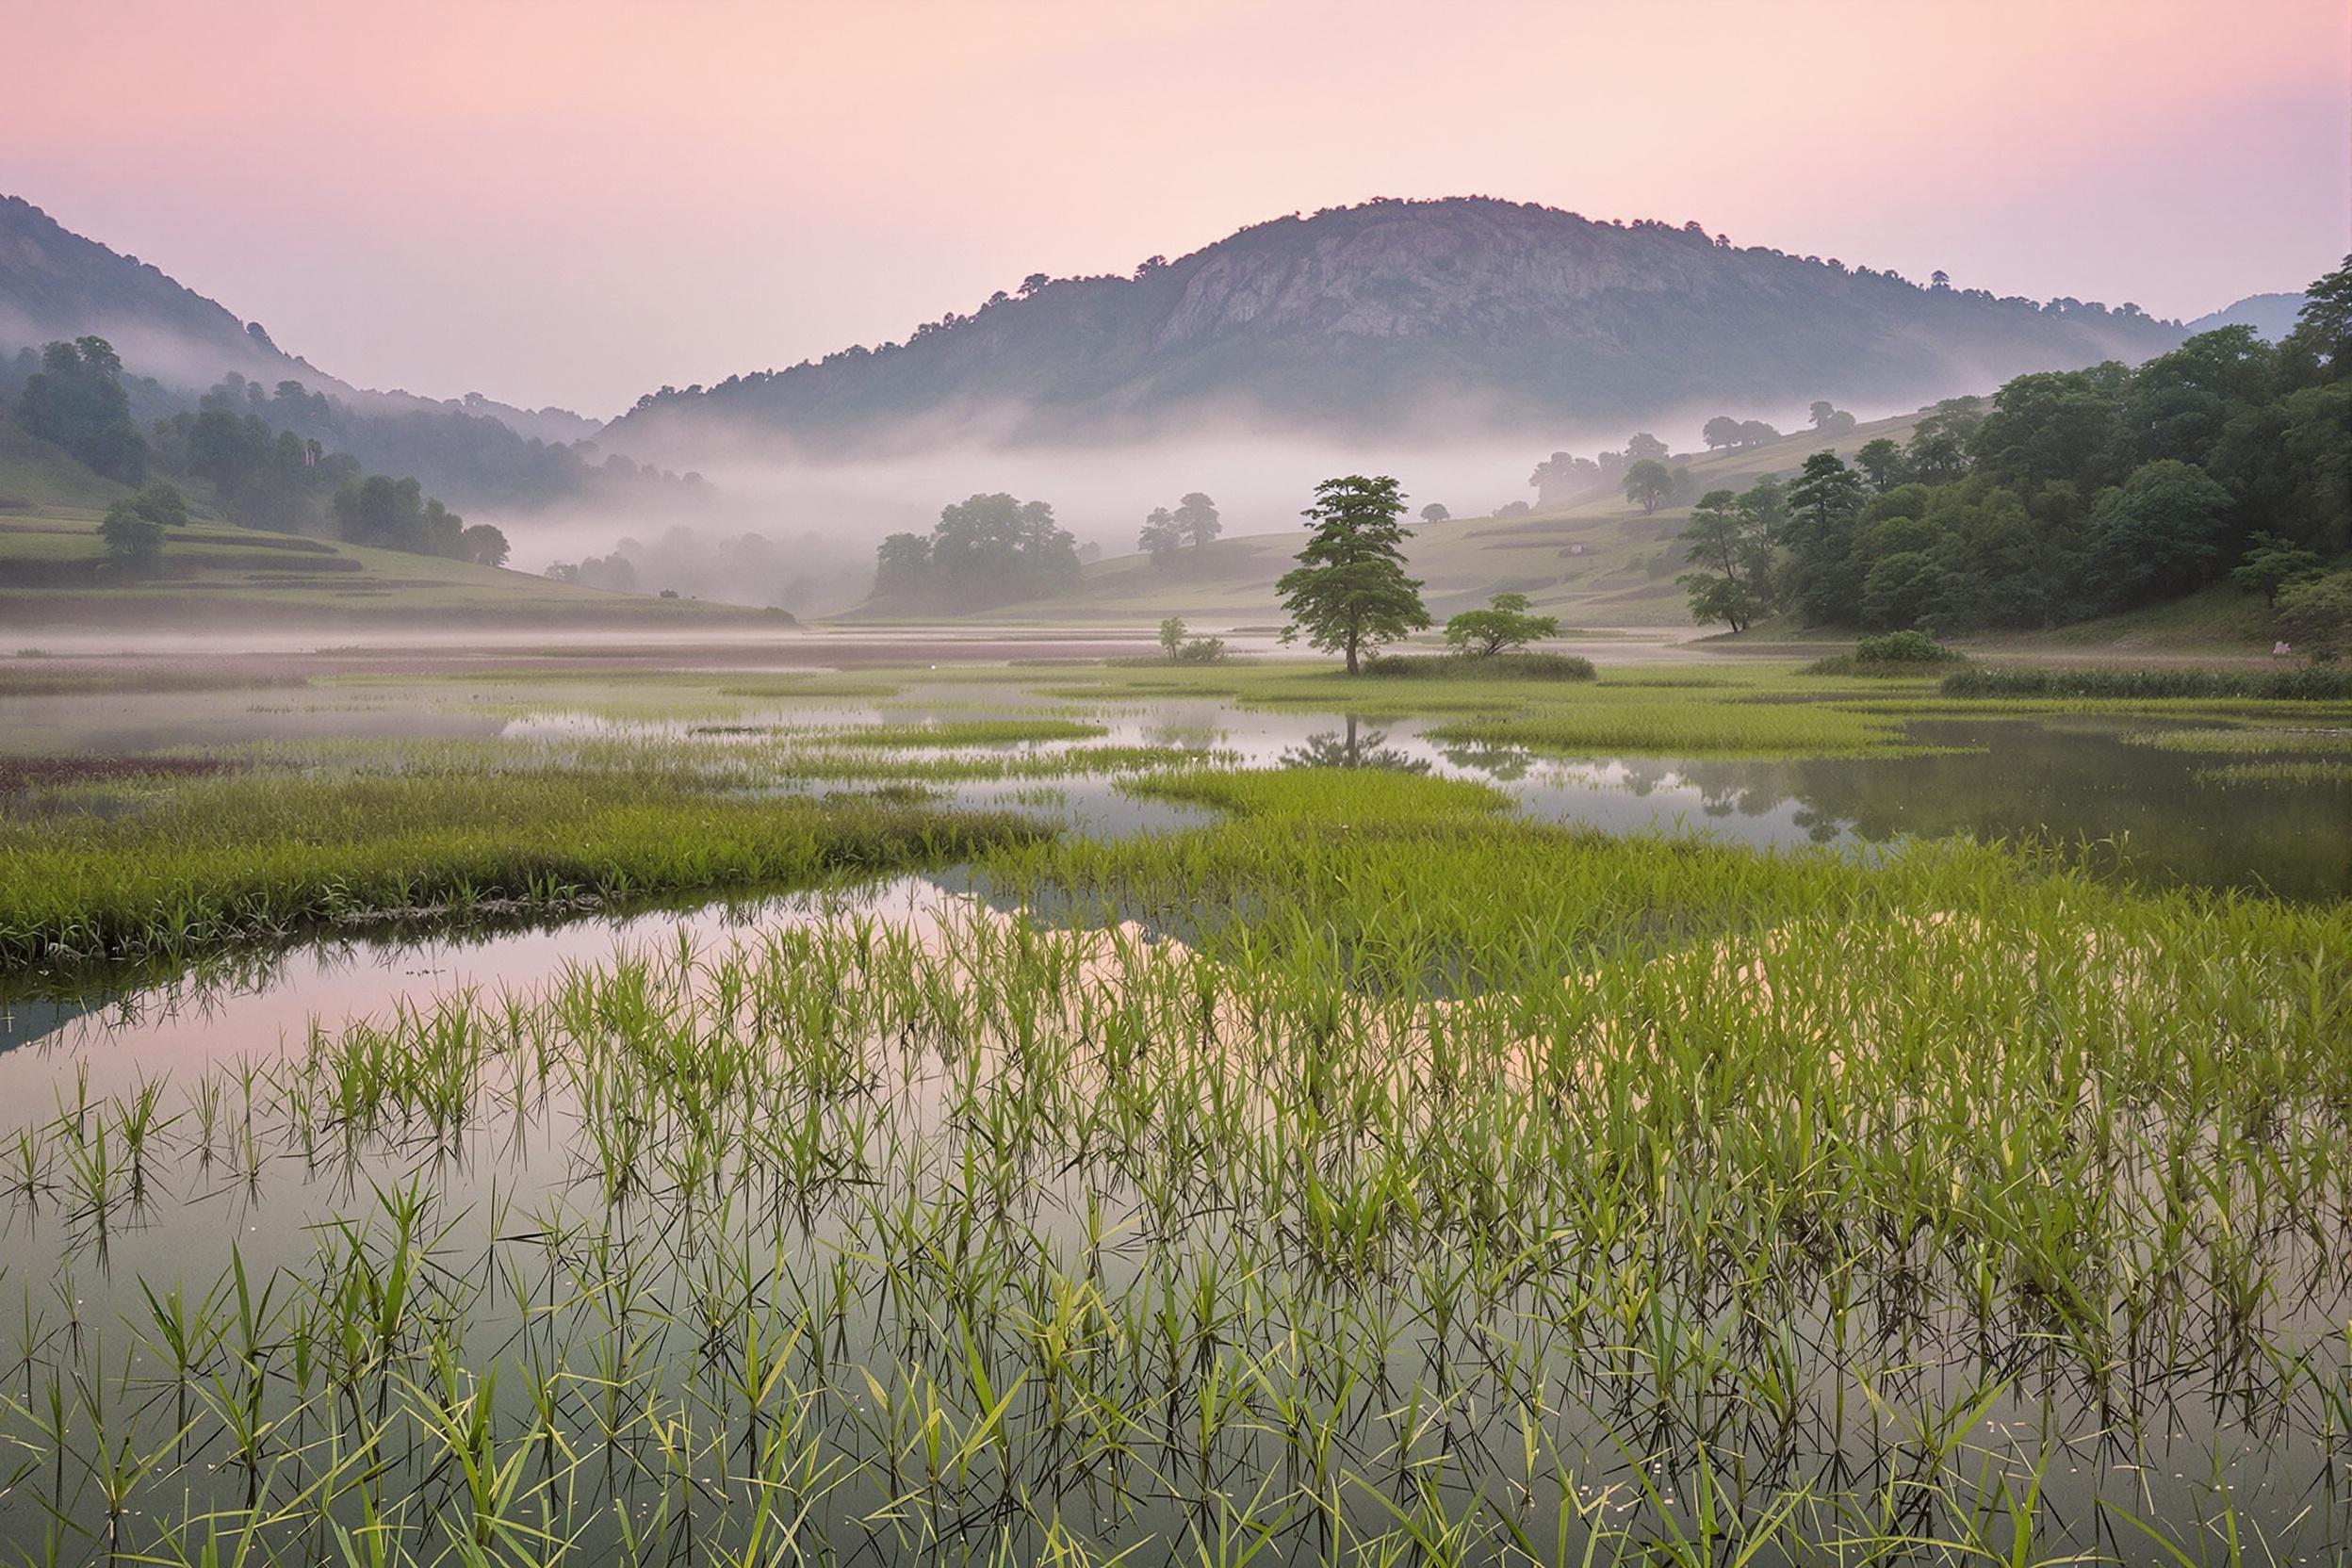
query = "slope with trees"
xmin=7 ymin=336 xmax=509 ymax=569
xmin=607 ymin=197 xmax=2185 ymax=458
xmin=0 ymin=194 xmax=699 ymax=514
xmin=1674 ymin=257 xmax=2350 ymax=642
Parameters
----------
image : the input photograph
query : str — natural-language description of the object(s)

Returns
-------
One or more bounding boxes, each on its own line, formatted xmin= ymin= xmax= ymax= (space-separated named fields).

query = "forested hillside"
xmin=608 ymin=197 xmax=2183 ymax=458
xmin=1672 ymin=257 xmax=2349 ymax=640
xmin=0 ymin=195 xmax=700 ymax=512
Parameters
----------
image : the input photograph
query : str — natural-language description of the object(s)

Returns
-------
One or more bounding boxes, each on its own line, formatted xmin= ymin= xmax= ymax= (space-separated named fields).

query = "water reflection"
xmin=1279 ymin=714 xmax=1430 ymax=773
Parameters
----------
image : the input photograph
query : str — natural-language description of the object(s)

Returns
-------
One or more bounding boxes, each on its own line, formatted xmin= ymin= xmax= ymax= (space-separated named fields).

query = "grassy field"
xmin=0 ymin=418 xmax=128 ymax=515
xmin=0 ymin=509 xmax=777 ymax=629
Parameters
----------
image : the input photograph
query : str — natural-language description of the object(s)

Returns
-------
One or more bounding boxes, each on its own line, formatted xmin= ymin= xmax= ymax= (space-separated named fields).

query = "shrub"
xmin=1805 ymin=629 xmax=1968 ymax=676
xmin=1362 ymin=651 xmax=1595 ymax=681
xmin=1172 ymin=634 xmax=1228 ymax=663
xmin=1855 ymin=630 xmax=1962 ymax=664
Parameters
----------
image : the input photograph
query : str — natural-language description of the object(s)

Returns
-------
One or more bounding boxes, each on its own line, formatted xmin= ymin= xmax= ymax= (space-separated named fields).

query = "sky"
xmin=6 ymin=0 xmax=2345 ymax=416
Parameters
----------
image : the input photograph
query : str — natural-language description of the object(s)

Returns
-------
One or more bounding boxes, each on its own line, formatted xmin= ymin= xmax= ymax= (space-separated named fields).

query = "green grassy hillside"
xmin=0 ymin=419 xmax=131 ymax=516
xmin=959 ymin=410 xmax=1935 ymax=629
xmin=0 ymin=511 xmax=776 ymax=629
xmin=0 ymin=416 xmax=775 ymax=629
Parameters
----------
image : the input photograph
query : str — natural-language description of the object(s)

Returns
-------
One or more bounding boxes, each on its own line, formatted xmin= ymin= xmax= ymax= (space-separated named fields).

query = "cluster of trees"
xmin=96 ymin=482 xmax=189 ymax=570
xmin=1529 ymin=433 xmax=1667 ymax=507
xmin=1136 ymin=493 xmax=1222 ymax=563
xmin=1699 ymin=404 xmax=1852 ymax=450
xmin=13 ymin=337 xmax=147 ymax=481
xmin=1701 ymin=416 xmax=1781 ymax=450
xmin=149 ymin=384 xmax=359 ymax=535
xmin=1679 ymin=258 xmax=2351 ymax=638
xmin=7 ymin=338 xmax=507 ymax=568
xmin=546 ymin=552 xmax=639 ymax=593
xmin=872 ymin=493 xmax=1081 ymax=608
xmin=332 ymin=474 xmax=507 ymax=564
xmin=188 ymin=371 xmax=703 ymax=515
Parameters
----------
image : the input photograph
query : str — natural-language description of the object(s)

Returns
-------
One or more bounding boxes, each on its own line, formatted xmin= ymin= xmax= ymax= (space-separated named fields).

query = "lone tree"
xmin=460 ymin=522 xmax=511 ymax=567
xmin=1676 ymin=487 xmax=1775 ymax=632
xmin=1420 ymin=503 xmax=1451 ymax=524
xmin=97 ymin=481 xmax=188 ymax=571
xmin=1138 ymin=507 xmax=1182 ymax=564
xmin=1445 ymin=592 xmax=1560 ymax=657
xmin=1276 ymin=475 xmax=1429 ymax=674
xmin=1624 ymin=458 xmax=1674 ymax=513
xmin=1174 ymin=492 xmax=1221 ymax=549
xmin=1158 ymin=616 xmax=1187 ymax=659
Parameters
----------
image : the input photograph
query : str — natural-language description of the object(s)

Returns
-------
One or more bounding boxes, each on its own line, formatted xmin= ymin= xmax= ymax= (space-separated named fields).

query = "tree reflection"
xmin=1282 ymin=714 xmax=1429 ymax=773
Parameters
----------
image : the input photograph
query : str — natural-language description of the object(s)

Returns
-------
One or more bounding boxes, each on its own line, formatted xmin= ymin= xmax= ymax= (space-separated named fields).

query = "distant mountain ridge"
xmin=2186 ymin=291 xmax=2311 ymax=342
xmin=605 ymin=197 xmax=2186 ymax=458
xmin=0 ymin=195 xmax=596 ymax=441
xmin=0 ymin=195 xmax=695 ymax=510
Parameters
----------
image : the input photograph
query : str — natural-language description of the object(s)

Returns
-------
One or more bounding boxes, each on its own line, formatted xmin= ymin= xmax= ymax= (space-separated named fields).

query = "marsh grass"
xmin=0 ymin=769 xmax=1046 ymax=968
xmin=2194 ymin=759 xmax=2352 ymax=786
xmin=1945 ymin=665 xmax=2352 ymax=701
xmin=2124 ymin=725 xmax=2352 ymax=755
xmin=4 ymin=657 xmax=2351 ymax=1564
xmin=1360 ymin=650 xmax=1598 ymax=680
xmin=2 ymin=799 xmax=2346 ymax=1564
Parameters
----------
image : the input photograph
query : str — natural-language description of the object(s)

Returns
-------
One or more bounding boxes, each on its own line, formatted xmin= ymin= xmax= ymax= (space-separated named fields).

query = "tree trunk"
xmin=1345 ymin=640 xmax=1360 ymax=675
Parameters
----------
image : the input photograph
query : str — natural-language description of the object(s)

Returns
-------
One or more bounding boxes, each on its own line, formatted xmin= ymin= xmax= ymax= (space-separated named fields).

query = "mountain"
xmin=0 ymin=195 xmax=687 ymax=510
xmin=604 ymin=197 xmax=2185 ymax=459
xmin=2185 ymin=291 xmax=2310 ymax=341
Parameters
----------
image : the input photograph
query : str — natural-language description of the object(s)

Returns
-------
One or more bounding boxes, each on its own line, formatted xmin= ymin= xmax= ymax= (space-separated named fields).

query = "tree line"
xmin=1677 ymin=258 xmax=2350 ymax=638
xmin=871 ymin=493 xmax=1082 ymax=609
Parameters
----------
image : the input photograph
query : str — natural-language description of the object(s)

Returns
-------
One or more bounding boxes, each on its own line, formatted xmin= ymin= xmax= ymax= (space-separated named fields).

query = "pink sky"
xmin=7 ymin=0 xmax=2345 ymax=416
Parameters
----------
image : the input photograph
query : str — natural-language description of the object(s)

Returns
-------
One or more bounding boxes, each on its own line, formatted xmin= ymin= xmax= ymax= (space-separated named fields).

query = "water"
xmin=3 ymin=678 xmax=2346 ymax=1562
